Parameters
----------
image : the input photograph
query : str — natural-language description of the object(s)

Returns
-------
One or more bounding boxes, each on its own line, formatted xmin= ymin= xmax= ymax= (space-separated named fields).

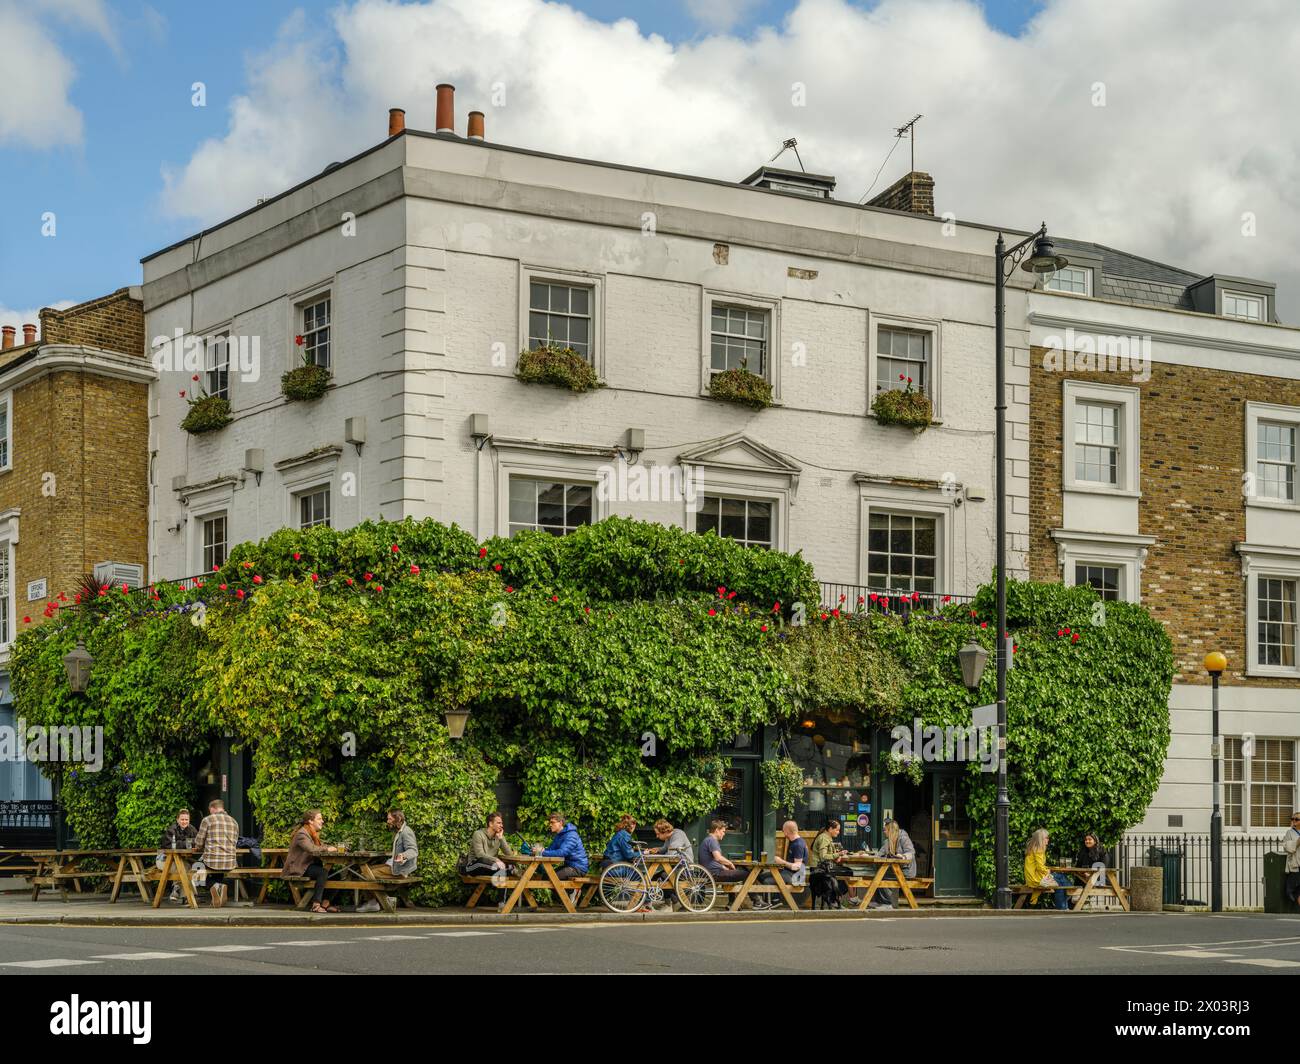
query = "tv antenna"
xmin=895 ymin=114 xmax=923 ymax=173
xmin=769 ymin=137 xmax=805 ymax=172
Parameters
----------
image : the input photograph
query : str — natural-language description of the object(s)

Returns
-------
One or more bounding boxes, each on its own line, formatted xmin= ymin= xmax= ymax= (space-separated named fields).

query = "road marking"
xmin=266 ymin=941 xmax=351 ymax=947
xmin=1225 ymin=958 xmax=1300 ymax=968
xmin=183 ymin=944 xmax=276 ymax=953
xmin=1 ymin=958 xmax=102 ymax=968
xmin=91 ymin=951 xmax=190 ymax=960
xmin=502 ymin=928 xmax=560 ymax=933
xmin=1105 ymin=935 xmax=1300 ymax=953
xmin=361 ymin=935 xmax=428 ymax=941
xmin=1149 ymin=950 xmax=1243 ymax=959
xmin=424 ymin=930 xmax=502 ymax=937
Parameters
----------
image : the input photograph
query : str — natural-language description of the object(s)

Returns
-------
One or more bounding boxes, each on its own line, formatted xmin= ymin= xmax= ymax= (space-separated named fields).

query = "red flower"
xmin=120 ymin=584 xmax=128 ymax=593
xmin=219 ymin=584 xmax=228 ymax=591
xmin=235 ymin=589 xmax=245 ymax=599
xmin=980 ymin=621 xmax=988 ymax=629
xmin=294 ymin=334 xmax=304 ymax=346
xmin=22 ymin=616 xmax=30 ymax=624
xmin=98 ymin=589 xmax=107 ymax=597
xmin=58 ymin=592 xmax=66 ymax=602
xmin=493 ymin=563 xmax=502 ymax=572
xmin=1064 ymin=627 xmax=1072 ymax=635
xmin=727 ymin=591 xmax=736 ymax=600
xmin=364 ymin=572 xmax=373 ymax=581
xmin=911 ymin=592 xmax=920 ymax=603
xmin=252 ymin=575 xmax=263 ymax=585
xmin=410 ymin=564 xmax=420 ymax=574
xmin=505 ymin=586 xmax=514 ymax=594
xmin=831 ymin=608 xmax=840 ymax=618
xmin=390 ymin=544 xmax=399 ymax=554
xmin=1057 ymin=629 xmax=1064 ymax=637
xmin=478 ymin=547 xmax=487 ymax=558
xmin=771 ymin=602 xmax=780 ymax=613
xmin=584 ymin=607 xmax=590 ymax=614
xmin=1013 ymin=644 xmax=1019 ymax=653
xmin=869 ymin=593 xmax=878 ymax=602
xmin=717 ymin=586 xmax=725 ymax=596
xmin=212 ymin=564 xmax=219 ymax=572
xmin=241 ymin=561 xmax=253 ymax=569
xmin=942 ymin=595 xmax=951 ymax=603
xmin=75 ymin=594 xmax=82 ymax=604
xmin=970 ymin=610 xmax=978 ymax=618
xmin=899 ymin=373 xmax=905 ymax=381
xmin=907 ymin=376 xmax=912 ymax=384
xmin=310 ymin=573 xmax=319 ymax=583
xmin=191 ymin=374 xmax=199 ymax=381
xmin=195 ymin=580 xmax=204 ymax=588
xmin=858 ymin=596 xmax=865 ymax=604
xmin=375 ymin=584 xmax=384 ymax=593
xmin=708 ymin=608 xmax=717 ymax=616
xmin=678 ymin=559 xmax=684 ymax=565
xmin=1072 ymin=633 xmax=1081 ymax=643
xmin=820 ymin=612 xmax=828 ymax=620
xmin=179 ymin=390 xmax=186 ymax=398
xmin=550 ymin=595 xmax=558 ymax=602
xmin=839 ymin=594 xmax=846 ymax=603
xmin=293 ymin=552 xmax=301 ymax=561
xmin=761 ymin=624 xmax=769 ymax=632
xmin=346 ymin=577 xmax=354 ymax=586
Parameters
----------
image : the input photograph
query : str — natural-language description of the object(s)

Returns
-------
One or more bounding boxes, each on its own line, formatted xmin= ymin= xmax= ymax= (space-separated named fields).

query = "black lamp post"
xmin=993 ymin=224 xmax=1068 ymax=909
xmin=1204 ymin=651 xmax=1226 ymax=912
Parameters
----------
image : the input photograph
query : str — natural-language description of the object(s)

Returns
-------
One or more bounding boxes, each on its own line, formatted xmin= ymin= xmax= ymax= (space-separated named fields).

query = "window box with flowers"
xmin=281 ymin=335 xmax=332 ymax=403
xmin=871 ymin=374 xmax=933 ymax=431
xmin=708 ymin=357 xmax=773 ymax=410
xmin=179 ymin=377 xmax=232 ymax=435
xmin=514 ymin=345 xmax=602 ymax=393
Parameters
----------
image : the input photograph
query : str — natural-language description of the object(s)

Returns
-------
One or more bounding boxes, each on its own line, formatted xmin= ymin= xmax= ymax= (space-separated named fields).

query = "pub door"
xmin=714 ymin=760 xmax=760 ymax=861
xmin=931 ymin=770 xmax=975 ymax=895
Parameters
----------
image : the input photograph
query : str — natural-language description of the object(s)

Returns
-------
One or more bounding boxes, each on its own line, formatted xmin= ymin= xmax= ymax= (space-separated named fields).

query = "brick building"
xmin=0 ymin=287 xmax=153 ymax=808
xmin=1027 ymin=247 xmax=1300 ymax=858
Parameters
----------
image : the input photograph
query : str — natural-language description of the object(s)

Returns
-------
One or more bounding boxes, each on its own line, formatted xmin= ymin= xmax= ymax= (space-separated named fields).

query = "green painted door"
xmin=715 ymin=761 xmax=760 ymax=860
xmin=931 ymin=772 xmax=975 ymax=895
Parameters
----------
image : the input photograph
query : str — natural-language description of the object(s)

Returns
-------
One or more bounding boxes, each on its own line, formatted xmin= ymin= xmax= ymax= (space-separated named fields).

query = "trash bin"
xmin=1263 ymin=852 xmax=1289 ymax=914
xmin=1147 ymin=845 xmax=1182 ymax=905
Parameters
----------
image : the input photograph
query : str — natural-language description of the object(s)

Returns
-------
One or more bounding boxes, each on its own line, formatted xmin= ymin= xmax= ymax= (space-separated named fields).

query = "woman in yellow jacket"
xmin=1024 ymin=828 xmax=1071 ymax=910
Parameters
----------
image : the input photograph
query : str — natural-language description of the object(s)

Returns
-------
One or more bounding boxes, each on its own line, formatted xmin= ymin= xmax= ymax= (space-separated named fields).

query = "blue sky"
xmin=6 ymin=0 xmax=1297 ymax=323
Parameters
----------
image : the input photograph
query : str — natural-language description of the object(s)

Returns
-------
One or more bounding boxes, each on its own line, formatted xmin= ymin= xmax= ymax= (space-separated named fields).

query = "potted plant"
xmin=760 ymin=756 xmax=804 ymax=815
xmin=708 ymin=356 xmax=773 ymax=410
xmin=281 ymin=338 xmax=331 ymax=403
xmin=179 ymin=381 xmax=232 ymax=435
xmin=871 ymin=374 xmax=933 ymax=431
xmin=514 ymin=344 xmax=601 ymax=393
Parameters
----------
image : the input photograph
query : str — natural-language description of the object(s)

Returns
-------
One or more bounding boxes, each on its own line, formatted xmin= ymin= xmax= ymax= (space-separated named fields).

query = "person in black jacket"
xmin=1075 ymin=830 xmax=1108 ymax=902
xmin=158 ymin=809 xmax=199 ymax=904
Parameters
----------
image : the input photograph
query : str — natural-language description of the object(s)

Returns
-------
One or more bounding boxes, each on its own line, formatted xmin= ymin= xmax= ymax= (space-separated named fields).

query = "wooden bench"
xmin=283 ymin=873 xmax=419 ymax=913
xmin=1011 ymin=884 xmax=1083 ymax=908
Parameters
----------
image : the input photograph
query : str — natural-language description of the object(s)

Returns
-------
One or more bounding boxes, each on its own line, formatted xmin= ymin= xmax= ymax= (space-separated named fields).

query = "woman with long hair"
xmin=282 ymin=808 xmax=339 ymax=914
xmin=872 ymin=818 xmax=916 ymax=910
xmin=1024 ymin=828 xmax=1071 ymax=910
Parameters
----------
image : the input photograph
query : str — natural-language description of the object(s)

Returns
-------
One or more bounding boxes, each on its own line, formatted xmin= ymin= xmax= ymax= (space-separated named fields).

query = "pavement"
xmin=0 ymin=890 xmax=1297 ymax=973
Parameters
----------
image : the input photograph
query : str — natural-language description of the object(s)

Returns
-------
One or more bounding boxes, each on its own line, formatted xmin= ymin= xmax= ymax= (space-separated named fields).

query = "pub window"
xmin=784 ymin=713 xmax=873 ymax=848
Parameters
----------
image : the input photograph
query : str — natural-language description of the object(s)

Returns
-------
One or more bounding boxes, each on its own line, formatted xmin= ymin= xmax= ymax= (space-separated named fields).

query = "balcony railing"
xmin=1114 ymin=832 xmax=1289 ymax=909
xmin=818 ymin=581 xmax=976 ymax=615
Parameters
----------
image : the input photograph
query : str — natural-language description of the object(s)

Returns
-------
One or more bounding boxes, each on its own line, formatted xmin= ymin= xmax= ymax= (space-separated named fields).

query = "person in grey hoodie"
xmin=356 ymin=809 xmax=418 ymax=913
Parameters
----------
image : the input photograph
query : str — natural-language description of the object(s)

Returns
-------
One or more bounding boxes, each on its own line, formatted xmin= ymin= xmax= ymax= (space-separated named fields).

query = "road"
xmin=1 ymin=912 xmax=1298 ymax=975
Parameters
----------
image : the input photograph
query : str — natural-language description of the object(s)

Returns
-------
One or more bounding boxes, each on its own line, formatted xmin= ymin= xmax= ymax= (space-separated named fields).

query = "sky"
xmin=2 ymin=0 xmax=1297 ymax=329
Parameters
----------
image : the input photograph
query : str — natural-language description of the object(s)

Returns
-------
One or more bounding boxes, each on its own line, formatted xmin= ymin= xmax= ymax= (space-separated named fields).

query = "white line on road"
xmin=362 ymin=935 xmax=429 ymax=941
xmin=183 ymin=944 xmax=276 ymax=953
xmin=266 ymin=941 xmax=351 ymax=947
xmin=1 ymin=958 xmax=102 ymax=968
xmin=1224 ymin=958 xmax=1300 ymax=968
xmin=91 ymin=952 xmax=190 ymax=960
xmin=1148 ymin=950 xmax=1243 ymax=959
xmin=424 ymin=930 xmax=503 ymax=937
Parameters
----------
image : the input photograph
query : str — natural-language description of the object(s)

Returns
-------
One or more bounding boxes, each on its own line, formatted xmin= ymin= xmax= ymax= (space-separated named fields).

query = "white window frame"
xmin=1239 ymin=544 xmax=1300 ymax=678
xmin=0 ymin=538 xmax=12 ymax=648
xmin=868 ymin=313 xmax=941 ymax=418
xmin=291 ymin=283 xmax=333 ymax=371
xmin=858 ymin=487 xmax=955 ymax=596
xmin=519 ymin=265 xmax=604 ymax=380
xmin=1222 ymin=290 xmax=1266 ymax=322
xmin=1051 ymin=530 xmax=1152 ymax=605
xmin=694 ymin=493 xmax=779 ymax=551
xmin=1044 ymin=266 xmax=1093 ymax=296
xmin=294 ymin=485 xmax=332 ymax=530
xmin=700 ymin=290 xmax=781 ymax=401
xmin=491 ymin=442 xmax=610 ymax=539
xmin=1062 ymin=380 xmax=1140 ymax=496
xmin=199 ymin=511 xmax=229 ymax=573
xmin=0 ymin=390 xmax=11 ymax=473
xmin=1223 ymin=736 xmax=1298 ymax=833
xmin=206 ymin=331 xmax=231 ymax=402
xmin=1245 ymin=403 xmax=1300 ymax=512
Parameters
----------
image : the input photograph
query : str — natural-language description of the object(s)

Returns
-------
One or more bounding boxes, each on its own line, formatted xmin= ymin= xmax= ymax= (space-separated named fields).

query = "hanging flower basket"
xmin=871 ymin=375 xmax=932 ymax=430
xmin=281 ymin=362 xmax=331 ymax=403
xmin=708 ymin=363 xmax=772 ymax=410
xmin=180 ymin=393 xmax=232 ymax=435
xmin=514 ymin=345 xmax=601 ymax=393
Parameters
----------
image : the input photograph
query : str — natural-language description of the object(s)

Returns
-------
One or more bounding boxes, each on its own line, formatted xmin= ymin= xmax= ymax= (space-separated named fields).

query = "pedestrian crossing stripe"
xmin=1 ymin=958 xmax=102 ymax=968
xmin=91 ymin=951 xmax=190 ymax=960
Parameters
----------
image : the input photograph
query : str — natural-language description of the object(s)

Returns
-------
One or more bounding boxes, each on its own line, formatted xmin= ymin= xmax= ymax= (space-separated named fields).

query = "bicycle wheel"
xmin=673 ymin=863 xmax=717 ymax=913
xmin=598 ymin=862 xmax=650 ymax=913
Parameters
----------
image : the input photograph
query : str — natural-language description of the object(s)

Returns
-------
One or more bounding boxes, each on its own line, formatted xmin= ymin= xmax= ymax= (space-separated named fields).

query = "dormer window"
xmin=1223 ymin=291 xmax=1266 ymax=322
xmin=1044 ymin=266 xmax=1091 ymax=295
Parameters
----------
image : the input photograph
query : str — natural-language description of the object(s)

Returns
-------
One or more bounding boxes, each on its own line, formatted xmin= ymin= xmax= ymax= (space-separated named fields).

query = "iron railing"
xmin=1114 ymin=832 xmax=1289 ymax=909
xmin=818 ymin=581 xmax=977 ymax=615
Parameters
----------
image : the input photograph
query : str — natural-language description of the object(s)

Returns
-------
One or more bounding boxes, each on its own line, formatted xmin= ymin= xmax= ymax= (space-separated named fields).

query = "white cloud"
xmin=0 ymin=0 xmax=118 ymax=148
xmin=156 ymin=0 xmax=1300 ymax=317
xmin=683 ymin=0 xmax=761 ymax=33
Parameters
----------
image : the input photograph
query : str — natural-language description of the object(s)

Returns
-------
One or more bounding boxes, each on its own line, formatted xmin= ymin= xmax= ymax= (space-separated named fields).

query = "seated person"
xmin=602 ymin=814 xmax=639 ymax=870
xmin=1024 ymin=828 xmax=1071 ymax=910
xmin=872 ymin=818 xmax=916 ymax=910
xmin=761 ymin=820 xmax=807 ymax=885
xmin=1075 ymin=830 xmax=1108 ymax=885
xmin=650 ymin=818 xmax=693 ymax=864
xmin=698 ymin=819 xmax=747 ymax=883
xmin=540 ymin=812 xmax=589 ymax=880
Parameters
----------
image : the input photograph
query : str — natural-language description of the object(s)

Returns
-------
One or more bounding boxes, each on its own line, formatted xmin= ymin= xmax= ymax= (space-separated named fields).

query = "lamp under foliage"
xmin=957 ymin=640 xmax=989 ymax=691
xmin=63 ymin=640 xmax=93 ymax=694
xmin=444 ymin=708 xmax=470 ymax=740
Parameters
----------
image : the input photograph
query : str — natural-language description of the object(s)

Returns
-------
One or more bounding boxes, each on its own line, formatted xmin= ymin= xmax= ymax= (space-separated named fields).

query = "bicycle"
xmin=598 ymin=845 xmax=717 ymax=913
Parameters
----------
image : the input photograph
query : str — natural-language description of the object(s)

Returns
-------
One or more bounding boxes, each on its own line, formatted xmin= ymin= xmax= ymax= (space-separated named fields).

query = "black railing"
xmin=1114 ymin=832 xmax=1288 ymax=909
xmin=818 ymin=581 xmax=977 ymax=614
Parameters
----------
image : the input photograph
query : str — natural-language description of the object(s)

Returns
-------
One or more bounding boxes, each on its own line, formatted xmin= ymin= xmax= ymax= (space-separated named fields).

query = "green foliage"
xmin=60 ymin=768 xmax=123 ymax=849
xmin=514 ymin=346 xmax=602 ymax=393
xmin=708 ymin=365 xmax=773 ymax=409
xmin=280 ymin=362 xmax=331 ymax=402
xmin=871 ymin=384 xmax=932 ymax=428
xmin=759 ymin=757 xmax=803 ymax=813
xmin=775 ymin=618 xmax=907 ymax=725
xmin=115 ymin=755 xmax=197 ymax=849
xmin=180 ymin=394 xmax=232 ymax=434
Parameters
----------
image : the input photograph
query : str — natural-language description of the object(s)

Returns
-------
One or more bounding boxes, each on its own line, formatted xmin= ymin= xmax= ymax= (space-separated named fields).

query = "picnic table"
xmin=726 ymin=858 xmax=803 ymax=911
xmin=25 ymin=849 xmax=157 ymax=903
xmin=471 ymin=854 xmax=583 ymax=915
xmin=1032 ymin=866 xmax=1131 ymax=912
xmin=837 ymin=853 xmax=919 ymax=910
xmin=284 ymin=849 xmax=414 ymax=913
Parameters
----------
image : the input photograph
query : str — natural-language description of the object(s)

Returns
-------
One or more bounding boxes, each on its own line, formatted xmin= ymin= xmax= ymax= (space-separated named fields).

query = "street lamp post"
xmin=1205 ymin=651 xmax=1227 ymax=913
xmin=993 ymin=225 xmax=1068 ymax=910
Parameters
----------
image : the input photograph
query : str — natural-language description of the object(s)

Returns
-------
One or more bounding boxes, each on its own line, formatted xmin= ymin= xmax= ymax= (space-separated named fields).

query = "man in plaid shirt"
xmin=192 ymin=799 xmax=240 ymax=908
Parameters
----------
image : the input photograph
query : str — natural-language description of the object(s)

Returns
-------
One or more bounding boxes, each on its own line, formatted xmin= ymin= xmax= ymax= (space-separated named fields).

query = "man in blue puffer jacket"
xmin=541 ymin=812 xmax=588 ymax=882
